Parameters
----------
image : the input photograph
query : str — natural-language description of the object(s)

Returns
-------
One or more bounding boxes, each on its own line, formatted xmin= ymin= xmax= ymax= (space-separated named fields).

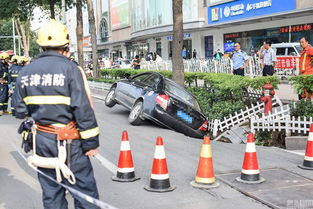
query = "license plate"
xmin=177 ymin=110 xmax=193 ymax=124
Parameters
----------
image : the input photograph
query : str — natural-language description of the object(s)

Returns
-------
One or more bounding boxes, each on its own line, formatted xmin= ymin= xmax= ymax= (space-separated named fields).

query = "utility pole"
xmin=12 ymin=18 xmax=16 ymax=54
xmin=62 ymin=0 xmax=67 ymax=24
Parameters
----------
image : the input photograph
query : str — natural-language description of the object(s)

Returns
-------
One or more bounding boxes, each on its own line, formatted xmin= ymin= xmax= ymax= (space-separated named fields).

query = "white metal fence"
xmin=139 ymin=56 xmax=299 ymax=78
xmin=209 ymin=95 xmax=282 ymax=137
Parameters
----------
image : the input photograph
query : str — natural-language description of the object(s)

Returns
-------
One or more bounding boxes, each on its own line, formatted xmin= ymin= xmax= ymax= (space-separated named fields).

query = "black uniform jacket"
xmin=14 ymin=51 xmax=99 ymax=152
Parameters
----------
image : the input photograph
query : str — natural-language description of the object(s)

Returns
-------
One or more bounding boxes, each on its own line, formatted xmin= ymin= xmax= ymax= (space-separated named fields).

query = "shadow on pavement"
xmin=0 ymin=167 xmax=41 ymax=209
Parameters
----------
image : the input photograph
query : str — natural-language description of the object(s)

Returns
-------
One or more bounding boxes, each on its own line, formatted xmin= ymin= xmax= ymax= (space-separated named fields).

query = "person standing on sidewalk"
xmin=261 ymin=39 xmax=276 ymax=76
xmin=299 ymin=37 xmax=313 ymax=75
xmin=232 ymin=42 xmax=250 ymax=76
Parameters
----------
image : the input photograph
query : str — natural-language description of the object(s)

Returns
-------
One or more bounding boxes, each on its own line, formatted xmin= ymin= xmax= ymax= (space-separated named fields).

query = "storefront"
xmin=223 ymin=23 xmax=313 ymax=55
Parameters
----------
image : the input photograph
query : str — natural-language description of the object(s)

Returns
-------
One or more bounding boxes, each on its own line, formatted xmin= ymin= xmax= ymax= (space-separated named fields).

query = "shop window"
xmin=100 ymin=18 xmax=109 ymax=42
xmin=276 ymin=48 xmax=286 ymax=56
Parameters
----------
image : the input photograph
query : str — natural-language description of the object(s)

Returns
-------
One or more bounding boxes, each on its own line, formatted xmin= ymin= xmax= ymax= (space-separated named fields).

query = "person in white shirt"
xmin=261 ymin=39 xmax=277 ymax=76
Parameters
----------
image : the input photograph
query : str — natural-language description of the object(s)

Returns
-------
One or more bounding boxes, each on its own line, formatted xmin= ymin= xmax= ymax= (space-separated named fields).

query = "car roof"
xmin=272 ymin=43 xmax=300 ymax=47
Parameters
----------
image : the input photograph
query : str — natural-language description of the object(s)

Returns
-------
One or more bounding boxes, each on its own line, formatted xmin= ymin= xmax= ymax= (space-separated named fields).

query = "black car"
xmin=105 ymin=72 xmax=208 ymax=138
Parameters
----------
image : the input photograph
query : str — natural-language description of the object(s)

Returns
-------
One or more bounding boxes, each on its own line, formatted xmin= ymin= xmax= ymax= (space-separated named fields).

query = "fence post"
xmin=213 ymin=119 xmax=219 ymax=138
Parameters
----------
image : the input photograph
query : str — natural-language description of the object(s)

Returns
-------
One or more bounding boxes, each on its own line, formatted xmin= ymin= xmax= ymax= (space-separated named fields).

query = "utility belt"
xmin=36 ymin=121 xmax=81 ymax=140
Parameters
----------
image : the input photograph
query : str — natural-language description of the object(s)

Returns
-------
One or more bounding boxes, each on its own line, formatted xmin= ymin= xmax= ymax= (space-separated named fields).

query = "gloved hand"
xmin=18 ymin=119 xmax=34 ymax=153
xmin=21 ymin=131 xmax=33 ymax=153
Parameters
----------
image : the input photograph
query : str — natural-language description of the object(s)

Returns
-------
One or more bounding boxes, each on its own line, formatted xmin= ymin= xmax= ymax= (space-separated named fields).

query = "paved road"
xmin=0 ymin=92 xmax=310 ymax=209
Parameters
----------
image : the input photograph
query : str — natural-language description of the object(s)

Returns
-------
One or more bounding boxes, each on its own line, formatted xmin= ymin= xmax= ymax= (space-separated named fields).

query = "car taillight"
xmin=155 ymin=94 xmax=170 ymax=110
xmin=199 ymin=120 xmax=208 ymax=131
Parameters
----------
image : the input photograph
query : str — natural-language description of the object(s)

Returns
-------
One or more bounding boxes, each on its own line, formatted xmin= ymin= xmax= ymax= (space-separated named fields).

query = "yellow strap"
xmin=23 ymin=96 xmax=71 ymax=105
xmin=303 ymin=53 xmax=307 ymax=72
xmin=80 ymin=127 xmax=100 ymax=139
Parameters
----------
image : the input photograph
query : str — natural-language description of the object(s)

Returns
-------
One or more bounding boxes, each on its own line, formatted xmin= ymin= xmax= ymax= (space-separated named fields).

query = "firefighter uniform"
xmin=14 ymin=20 xmax=100 ymax=209
xmin=0 ymin=53 xmax=10 ymax=114
xmin=8 ymin=56 xmax=22 ymax=115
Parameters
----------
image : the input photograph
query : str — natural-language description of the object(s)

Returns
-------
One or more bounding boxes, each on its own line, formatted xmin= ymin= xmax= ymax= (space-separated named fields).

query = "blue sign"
xmin=166 ymin=33 xmax=192 ymax=41
xmin=208 ymin=0 xmax=296 ymax=24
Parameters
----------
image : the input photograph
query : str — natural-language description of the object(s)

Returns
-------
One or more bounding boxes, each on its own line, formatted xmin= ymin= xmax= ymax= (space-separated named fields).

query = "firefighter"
xmin=0 ymin=52 xmax=10 ymax=115
xmin=8 ymin=55 xmax=23 ymax=116
xmin=14 ymin=19 xmax=100 ymax=209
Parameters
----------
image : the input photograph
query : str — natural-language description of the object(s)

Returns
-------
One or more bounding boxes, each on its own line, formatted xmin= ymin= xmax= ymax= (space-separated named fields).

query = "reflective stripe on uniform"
xmin=23 ymin=96 xmax=71 ymax=105
xmin=11 ymin=74 xmax=19 ymax=77
xmin=303 ymin=53 xmax=307 ymax=71
xmin=80 ymin=127 xmax=100 ymax=139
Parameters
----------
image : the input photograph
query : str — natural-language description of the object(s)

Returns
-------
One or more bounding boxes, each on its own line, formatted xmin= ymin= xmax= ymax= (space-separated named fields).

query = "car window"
xmin=132 ymin=74 xmax=151 ymax=82
xmin=295 ymin=45 xmax=302 ymax=54
xmin=275 ymin=48 xmax=286 ymax=56
xmin=287 ymin=47 xmax=297 ymax=56
xmin=124 ymin=60 xmax=131 ymax=64
xmin=141 ymin=74 xmax=161 ymax=88
xmin=165 ymin=80 xmax=201 ymax=111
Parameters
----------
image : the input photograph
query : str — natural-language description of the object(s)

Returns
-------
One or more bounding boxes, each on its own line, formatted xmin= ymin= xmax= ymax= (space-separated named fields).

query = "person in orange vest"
xmin=299 ymin=37 xmax=313 ymax=99
xmin=299 ymin=37 xmax=313 ymax=75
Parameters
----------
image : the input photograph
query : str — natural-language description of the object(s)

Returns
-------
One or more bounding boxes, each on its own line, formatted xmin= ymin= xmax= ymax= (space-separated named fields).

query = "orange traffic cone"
xmin=190 ymin=136 xmax=219 ymax=189
xmin=299 ymin=124 xmax=313 ymax=170
xmin=236 ymin=133 xmax=265 ymax=184
xmin=144 ymin=137 xmax=176 ymax=192
xmin=112 ymin=131 xmax=140 ymax=182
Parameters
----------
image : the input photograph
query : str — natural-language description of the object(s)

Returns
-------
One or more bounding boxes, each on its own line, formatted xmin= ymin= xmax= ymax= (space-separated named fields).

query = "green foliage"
xmin=291 ymin=100 xmax=313 ymax=118
xmin=255 ymin=131 xmax=271 ymax=146
xmin=289 ymin=75 xmax=313 ymax=99
xmin=0 ymin=19 xmax=14 ymax=51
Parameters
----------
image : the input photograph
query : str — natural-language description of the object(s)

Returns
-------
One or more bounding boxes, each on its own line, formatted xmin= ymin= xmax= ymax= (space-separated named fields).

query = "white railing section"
xmin=88 ymin=81 xmax=111 ymax=90
xmin=251 ymin=114 xmax=313 ymax=136
xmin=209 ymin=95 xmax=283 ymax=138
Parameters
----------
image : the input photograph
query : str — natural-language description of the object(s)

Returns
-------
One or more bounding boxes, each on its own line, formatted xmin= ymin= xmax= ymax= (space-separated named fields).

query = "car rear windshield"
xmin=165 ymin=79 xmax=201 ymax=111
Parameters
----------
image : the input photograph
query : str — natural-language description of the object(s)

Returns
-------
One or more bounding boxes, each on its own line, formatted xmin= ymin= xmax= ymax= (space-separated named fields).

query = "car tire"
xmin=129 ymin=101 xmax=144 ymax=125
xmin=105 ymin=87 xmax=117 ymax=107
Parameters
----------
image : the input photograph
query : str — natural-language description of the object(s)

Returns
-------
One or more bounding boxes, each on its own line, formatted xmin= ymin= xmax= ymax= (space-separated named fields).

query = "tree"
xmin=0 ymin=0 xmax=36 ymax=57
xmin=86 ymin=0 xmax=98 ymax=77
xmin=172 ymin=0 xmax=184 ymax=86
xmin=34 ymin=0 xmax=74 ymax=19
xmin=76 ymin=0 xmax=84 ymax=68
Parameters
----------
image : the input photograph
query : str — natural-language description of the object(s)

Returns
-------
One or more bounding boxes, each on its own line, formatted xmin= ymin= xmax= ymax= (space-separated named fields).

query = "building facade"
xmin=67 ymin=0 xmax=313 ymax=61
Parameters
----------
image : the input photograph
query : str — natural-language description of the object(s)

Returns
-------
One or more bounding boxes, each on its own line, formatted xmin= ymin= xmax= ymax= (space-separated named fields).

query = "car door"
xmin=121 ymin=73 xmax=151 ymax=108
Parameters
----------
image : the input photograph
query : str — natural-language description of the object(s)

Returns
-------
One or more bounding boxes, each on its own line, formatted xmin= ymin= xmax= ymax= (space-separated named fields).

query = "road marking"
xmin=94 ymin=154 xmax=117 ymax=174
xmin=279 ymin=149 xmax=304 ymax=156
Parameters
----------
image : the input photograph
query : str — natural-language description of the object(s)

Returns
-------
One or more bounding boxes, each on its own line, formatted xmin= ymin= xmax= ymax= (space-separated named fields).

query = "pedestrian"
xmin=0 ymin=52 xmax=10 ymax=115
xmin=132 ymin=55 xmax=141 ymax=69
xmin=261 ymin=39 xmax=276 ymax=76
xmin=214 ymin=49 xmax=223 ymax=61
xmin=232 ymin=42 xmax=249 ymax=76
xmin=13 ymin=19 xmax=100 ymax=209
xmin=182 ymin=47 xmax=187 ymax=59
xmin=9 ymin=55 xmax=25 ymax=116
xmin=155 ymin=53 xmax=163 ymax=62
xmin=193 ymin=49 xmax=197 ymax=59
xmin=299 ymin=37 xmax=313 ymax=75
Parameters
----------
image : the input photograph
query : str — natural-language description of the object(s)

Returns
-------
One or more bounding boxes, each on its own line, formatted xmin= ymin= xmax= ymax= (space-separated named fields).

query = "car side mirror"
xmin=124 ymin=73 xmax=131 ymax=80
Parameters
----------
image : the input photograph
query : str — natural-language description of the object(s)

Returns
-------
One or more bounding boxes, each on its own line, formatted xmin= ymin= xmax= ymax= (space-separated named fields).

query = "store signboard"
xmin=208 ymin=0 xmax=296 ymax=24
xmin=111 ymin=0 xmax=129 ymax=30
xmin=166 ymin=33 xmax=192 ymax=41
xmin=207 ymin=0 xmax=236 ymax=6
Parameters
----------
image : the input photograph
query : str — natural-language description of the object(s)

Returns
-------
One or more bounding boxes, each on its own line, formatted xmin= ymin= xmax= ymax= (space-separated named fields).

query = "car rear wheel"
xmin=129 ymin=101 xmax=144 ymax=125
xmin=105 ymin=87 xmax=117 ymax=107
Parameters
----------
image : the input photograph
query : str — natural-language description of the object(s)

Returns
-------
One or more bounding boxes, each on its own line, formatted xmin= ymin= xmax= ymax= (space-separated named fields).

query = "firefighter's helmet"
xmin=11 ymin=55 xmax=19 ymax=62
xmin=0 ymin=52 xmax=10 ymax=60
xmin=36 ymin=19 xmax=69 ymax=47
xmin=18 ymin=56 xmax=29 ymax=64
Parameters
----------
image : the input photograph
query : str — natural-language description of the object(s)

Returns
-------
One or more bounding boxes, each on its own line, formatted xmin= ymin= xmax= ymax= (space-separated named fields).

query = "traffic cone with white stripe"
xmin=144 ymin=136 xmax=176 ymax=192
xmin=112 ymin=131 xmax=140 ymax=182
xmin=236 ymin=133 xmax=265 ymax=184
xmin=299 ymin=124 xmax=313 ymax=170
xmin=190 ymin=136 xmax=219 ymax=189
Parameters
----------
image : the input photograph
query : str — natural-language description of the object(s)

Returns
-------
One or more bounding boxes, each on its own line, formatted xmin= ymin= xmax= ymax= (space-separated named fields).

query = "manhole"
xmin=216 ymin=168 xmax=313 ymax=209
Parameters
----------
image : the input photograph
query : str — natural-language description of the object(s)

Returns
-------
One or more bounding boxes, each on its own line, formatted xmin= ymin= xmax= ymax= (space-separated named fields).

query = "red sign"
xmin=224 ymin=33 xmax=240 ymax=39
xmin=275 ymin=57 xmax=299 ymax=69
xmin=280 ymin=24 xmax=312 ymax=33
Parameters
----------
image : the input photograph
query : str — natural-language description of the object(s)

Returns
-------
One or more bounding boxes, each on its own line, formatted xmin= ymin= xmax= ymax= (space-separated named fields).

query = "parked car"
xmin=112 ymin=60 xmax=132 ymax=69
xmin=271 ymin=42 xmax=302 ymax=57
xmin=105 ymin=72 xmax=208 ymax=138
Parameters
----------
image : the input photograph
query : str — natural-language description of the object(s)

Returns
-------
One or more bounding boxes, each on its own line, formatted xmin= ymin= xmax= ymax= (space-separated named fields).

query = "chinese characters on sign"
xmin=21 ymin=74 xmax=66 ymax=88
xmin=275 ymin=57 xmax=299 ymax=69
xmin=280 ymin=24 xmax=312 ymax=33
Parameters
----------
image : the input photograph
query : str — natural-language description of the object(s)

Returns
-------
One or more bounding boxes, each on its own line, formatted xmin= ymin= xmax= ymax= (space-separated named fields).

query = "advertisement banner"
xmin=111 ymin=0 xmax=129 ymax=30
xmin=208 ymin=0 xmax=296 ymax=24
xmin=275 ymin=57 xmax=299 ymax=69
